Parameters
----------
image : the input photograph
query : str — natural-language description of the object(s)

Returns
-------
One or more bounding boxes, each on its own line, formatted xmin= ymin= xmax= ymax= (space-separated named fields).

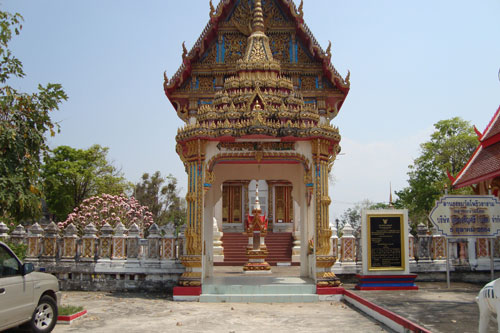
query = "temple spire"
xmin=241 ymin=0 xmax=274 ymax=64
xmin=252 ymin=0 xmax=265 ymax=33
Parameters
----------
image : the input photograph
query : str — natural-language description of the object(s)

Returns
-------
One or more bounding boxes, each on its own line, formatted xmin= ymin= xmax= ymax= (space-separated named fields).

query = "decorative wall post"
xmin=161 ymin=223 xmax=176 ymax=260
xmin=177 ymin=139 xmax=206 ymax=286
xmin=408 ymin=232 xmax=416 ymax=262
xmin=10 ymin=225 xmax=26 ymax=245
xmin=177 ymin=225 xmax=186 ymax=259
xmin=431 ymin=232 xmax=446 ymax=261
xmin=354 ymin=226 xmax=362 ymax=264
xmin=99 ymin=223 xmax=113 ymax=260
xmin=26 ymin=223 xmax=43 ymax=260
xmin=112 ymin=222 xmax=127 ymax=260
xmin=81 ymin=223 xmax=98 ymax=261
xmin=147 ymin=223 xmax=161 ymax=261
xmin=330 ymin=225 xmax=338 ymax=267
xmin=494 ymin=237 xmax=500 ymax=258
xmin=42 ymin=222 xmax=59 ymax=261
xmin=0 ymin=222 xmax=9 ymax=241
xmin=458 ymin=239 xmax=468 ymax=265
xmin=416 ymin=223 xmax=431 ymax=262
xmin=312 ymin=138 xmax=340 ymax=286
xmin=476 ymin=238 xmax=490 ymax=259
xmin=340 ymin=222 xmax=355 ymax=262
xmin=127 ymin=223 xmax=141 ymax=260
xmin=61 ymin=223 xmax=78 ymax=260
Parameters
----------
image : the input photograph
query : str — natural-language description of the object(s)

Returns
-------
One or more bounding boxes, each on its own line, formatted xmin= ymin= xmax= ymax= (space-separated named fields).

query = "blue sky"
xmin=3 ymin=0 xmax=499 ymax=221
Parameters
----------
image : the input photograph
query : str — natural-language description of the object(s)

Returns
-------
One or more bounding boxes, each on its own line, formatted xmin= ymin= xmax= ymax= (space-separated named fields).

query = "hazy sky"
xmin=3 ymin=0 xmax=499 ymax=221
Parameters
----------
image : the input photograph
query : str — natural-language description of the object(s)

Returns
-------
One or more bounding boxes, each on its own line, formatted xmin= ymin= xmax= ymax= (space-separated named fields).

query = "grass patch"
xmin=59 ymin=305 xmax=84 ymax=316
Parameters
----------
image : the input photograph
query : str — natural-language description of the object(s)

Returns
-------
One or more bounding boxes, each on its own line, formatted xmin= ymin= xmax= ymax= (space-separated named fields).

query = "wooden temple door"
xmin=222 ymin=185 xmax=242 ymax=225
xmin=275 ymin=185 xmax=293 ymax=223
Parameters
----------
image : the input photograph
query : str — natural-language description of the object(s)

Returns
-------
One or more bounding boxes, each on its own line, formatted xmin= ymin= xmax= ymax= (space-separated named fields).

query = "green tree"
xmin=338 ymin=200 xmax=389 ymax=232
xmin=133 ymin=172 xmax=186 ymax=227
xmin=42 ymin=145 xmax=131 ymax=221
xmin=395 ymin=117 xmax=477 ymax=227
xmin=0 ymin=10 xmax=67 ymax=222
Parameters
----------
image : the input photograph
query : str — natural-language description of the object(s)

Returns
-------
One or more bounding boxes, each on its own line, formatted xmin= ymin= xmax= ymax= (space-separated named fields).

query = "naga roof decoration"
xmin=175 ymin=0 xmax=341 ymax=147
xmin=165 ymin=0 xmax=350 ymax=123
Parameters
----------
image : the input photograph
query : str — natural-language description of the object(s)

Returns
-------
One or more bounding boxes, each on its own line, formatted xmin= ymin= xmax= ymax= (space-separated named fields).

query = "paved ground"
xmin=5 ymin=266 xmax=498 ymax=332
xmin=351 ymin=281 xmax=498 ymax=333
xmin=49 ymin=292 xmax=391 ymax=333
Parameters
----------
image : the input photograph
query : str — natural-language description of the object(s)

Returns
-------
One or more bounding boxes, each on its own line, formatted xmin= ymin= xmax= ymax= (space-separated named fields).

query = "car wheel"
xmin=30 ymin=295 xmax=58 ymax=333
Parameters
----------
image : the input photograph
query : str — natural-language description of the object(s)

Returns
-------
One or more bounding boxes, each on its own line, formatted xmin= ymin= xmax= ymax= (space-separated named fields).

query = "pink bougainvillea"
xmin=60 ymin=193 xmax=154 ymax=235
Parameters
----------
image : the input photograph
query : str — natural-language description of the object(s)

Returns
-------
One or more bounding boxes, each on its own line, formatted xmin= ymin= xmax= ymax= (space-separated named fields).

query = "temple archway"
xmin=165 ymin=0 xmax=350 ymax=289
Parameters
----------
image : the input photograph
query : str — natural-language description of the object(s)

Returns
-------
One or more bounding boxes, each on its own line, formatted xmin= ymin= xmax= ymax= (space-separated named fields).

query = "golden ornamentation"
xmin=326 ymin=41 xmax=332 ymax=58
xmin=301 ymin=76 xmax=316 ymax=91
xmin=224 ymin=33 xmax=247 ymax=63
xmin=249 ymin=39 xmax=266 ymax=61
xmin=206 ymin=151 xmax=311 ymax=174
xmin=297 ymin=43 xmax=313 ymax=64
xmin=298 ymin=0 xmax=304 ymax=18
xmin=205 ymin=170 xmax=215 ymax=185
xmin=316 ymin=255 xmax=336 ymax=268
xmin=255 ymin=151 xmax=263 ymax=163
xmin=198 ymin=76 xmax=214 ymax=91
xmin=200 ymin=44 xmax=217 ymax=64
xmin=180 ymin=272 xmax=202 ymax=279
xmin=180 ymin=255 xmax=202 ymax=268
xmin=209 ymin=0 xmax=216 ymax=19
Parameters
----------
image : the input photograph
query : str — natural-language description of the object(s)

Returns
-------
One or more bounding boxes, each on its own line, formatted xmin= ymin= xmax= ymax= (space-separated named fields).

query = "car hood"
xmin=29 ymin=271 xmax=58 ymax=282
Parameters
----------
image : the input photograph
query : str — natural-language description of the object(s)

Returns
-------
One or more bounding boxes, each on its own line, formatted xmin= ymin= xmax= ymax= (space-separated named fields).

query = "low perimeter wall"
xmin=2 ymin=221 xmax=500 ymax=291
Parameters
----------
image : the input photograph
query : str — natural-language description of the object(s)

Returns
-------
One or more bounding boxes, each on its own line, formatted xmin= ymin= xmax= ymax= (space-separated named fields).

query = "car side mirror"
xmin=22 ymin=263 xmax=34 ymax=275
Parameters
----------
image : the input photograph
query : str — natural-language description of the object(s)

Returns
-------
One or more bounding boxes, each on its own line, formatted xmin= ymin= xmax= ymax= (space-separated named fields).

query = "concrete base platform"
xmin=201 ymin=275 xmax=317 ymax=303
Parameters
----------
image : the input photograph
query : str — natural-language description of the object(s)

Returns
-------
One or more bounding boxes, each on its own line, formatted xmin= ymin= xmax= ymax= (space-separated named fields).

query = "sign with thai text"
xmin=429 ymin=195 xmax=500 ymax=238
xmin=367 ymin=214 xmax=405 ymax=271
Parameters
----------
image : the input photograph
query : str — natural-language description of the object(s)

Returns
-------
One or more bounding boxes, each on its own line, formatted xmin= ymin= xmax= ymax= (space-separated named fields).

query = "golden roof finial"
xmin=252 ymin=0 xmax=265 ymax=33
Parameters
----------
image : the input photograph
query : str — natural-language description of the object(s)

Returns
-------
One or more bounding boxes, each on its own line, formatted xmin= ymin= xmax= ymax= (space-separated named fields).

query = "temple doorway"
xmin=213 ymin=178 xmax=302 ymax=279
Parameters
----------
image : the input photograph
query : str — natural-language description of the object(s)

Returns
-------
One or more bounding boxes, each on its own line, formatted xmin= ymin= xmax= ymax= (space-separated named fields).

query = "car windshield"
xmin=0 ymin=245 xmax=20 ymax=277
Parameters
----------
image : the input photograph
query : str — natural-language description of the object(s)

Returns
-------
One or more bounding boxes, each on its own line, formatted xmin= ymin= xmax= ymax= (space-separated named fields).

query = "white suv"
xmin=0 ymin=241 xmax=61 ymax=332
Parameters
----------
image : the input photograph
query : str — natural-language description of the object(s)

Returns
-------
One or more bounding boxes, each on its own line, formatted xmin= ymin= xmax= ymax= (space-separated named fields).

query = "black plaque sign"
xmin=368 ymin=215 xmax=404 ymax=271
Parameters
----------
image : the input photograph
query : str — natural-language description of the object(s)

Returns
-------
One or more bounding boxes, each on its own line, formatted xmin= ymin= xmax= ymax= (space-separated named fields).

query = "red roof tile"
xmin=453 ymin=105 xmax=500 ymax=188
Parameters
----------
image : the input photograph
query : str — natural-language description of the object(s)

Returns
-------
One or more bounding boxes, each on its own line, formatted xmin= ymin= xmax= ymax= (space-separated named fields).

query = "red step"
xmin=218 ymin=232 xmax=293 ymax=265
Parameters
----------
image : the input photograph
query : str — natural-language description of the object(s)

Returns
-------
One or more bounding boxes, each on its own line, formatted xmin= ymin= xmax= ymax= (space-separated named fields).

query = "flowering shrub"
xmin=59 ymin=194 xmax=154 ymax=235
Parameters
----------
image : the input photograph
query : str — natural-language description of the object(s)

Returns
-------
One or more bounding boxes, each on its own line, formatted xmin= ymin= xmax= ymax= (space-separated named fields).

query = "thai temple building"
xmin=164 ymin=0 xmax=350 ymax=289
xmin=452 ymin=106 xmax=500 ymax=196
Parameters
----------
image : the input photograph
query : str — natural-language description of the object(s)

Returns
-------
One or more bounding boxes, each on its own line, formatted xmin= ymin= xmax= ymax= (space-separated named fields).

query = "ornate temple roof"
xmin=175 ymin=0 xmax=340 ymax=146
xmin=453 ymin=106 xmax=500 ymax=188
xmin=164 ymin=0 xmax=349 ymax=123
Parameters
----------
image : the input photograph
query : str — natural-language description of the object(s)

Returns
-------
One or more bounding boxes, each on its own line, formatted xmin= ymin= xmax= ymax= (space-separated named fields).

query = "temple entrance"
xmin=217 ymin=179 xmax=296 ymax=271
xmin=169 ymin=0 xmax=348 ymax=293
xmin=203 ymin=162 xmax=311 ymax=281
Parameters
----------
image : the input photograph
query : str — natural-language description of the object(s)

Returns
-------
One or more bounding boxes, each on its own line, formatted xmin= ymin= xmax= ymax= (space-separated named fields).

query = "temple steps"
xmin=199 ymin=294 xmax=318 ymax=303
xmin=200 ymin=276 xmax=318 ymax=303
xmin=219 ymin=232 xmax=293 ymax=265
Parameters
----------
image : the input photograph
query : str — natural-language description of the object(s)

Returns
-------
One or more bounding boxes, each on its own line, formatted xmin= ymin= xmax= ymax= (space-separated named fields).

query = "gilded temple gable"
xmin=165 ymin=0 xmax=350 ymax=122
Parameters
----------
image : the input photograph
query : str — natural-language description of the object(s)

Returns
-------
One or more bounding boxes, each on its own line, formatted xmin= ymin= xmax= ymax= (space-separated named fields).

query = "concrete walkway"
xmin=350 ymin=281 xmax=497 ymax=333
xmin=5 ymin=266 xmax=497 ymax=332
xmin=49 ymin=291 xmax=391 ymax=333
